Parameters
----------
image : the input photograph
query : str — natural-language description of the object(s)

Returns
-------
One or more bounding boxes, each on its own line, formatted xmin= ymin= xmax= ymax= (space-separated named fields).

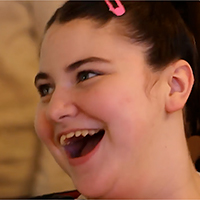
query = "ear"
xmin=165 ymin=60 xmax=194 ymax=113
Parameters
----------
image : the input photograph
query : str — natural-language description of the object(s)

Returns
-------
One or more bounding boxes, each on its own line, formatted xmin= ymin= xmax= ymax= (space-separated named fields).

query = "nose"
xmin=46 ymin=87 xmax=78 ymax=123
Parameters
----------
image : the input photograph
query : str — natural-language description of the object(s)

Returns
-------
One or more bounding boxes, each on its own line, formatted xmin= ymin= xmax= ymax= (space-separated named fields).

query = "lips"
xmin=60 ymin=129 xmax=105 ymax=158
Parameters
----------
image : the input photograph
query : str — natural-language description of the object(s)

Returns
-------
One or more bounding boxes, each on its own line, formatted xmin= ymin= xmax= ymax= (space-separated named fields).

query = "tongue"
xmin=64 ymin=139 xmax=86 ymax=158
xmin=64 ymin=131 xmax=104 ymax=158
xmin=81 ymin=133 xmax=103 ymax=156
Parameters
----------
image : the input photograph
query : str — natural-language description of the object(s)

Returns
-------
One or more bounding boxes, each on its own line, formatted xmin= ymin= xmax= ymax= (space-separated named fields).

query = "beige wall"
xmin=0 ymin=1 xmax=75 ymax=198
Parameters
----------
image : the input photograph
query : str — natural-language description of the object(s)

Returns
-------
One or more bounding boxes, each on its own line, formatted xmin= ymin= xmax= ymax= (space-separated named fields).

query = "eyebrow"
xmin=66 ymin=57 xmax=110 ymax=72
xmin=34 ymin=57 xmax=110 ymax=86
xmin=34 ymin=72 xmax=49 ymax=86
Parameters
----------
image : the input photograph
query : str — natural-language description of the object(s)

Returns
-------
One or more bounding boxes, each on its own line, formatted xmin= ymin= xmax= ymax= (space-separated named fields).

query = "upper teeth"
xmin=60 ymin=129 xmax=99 ymax=146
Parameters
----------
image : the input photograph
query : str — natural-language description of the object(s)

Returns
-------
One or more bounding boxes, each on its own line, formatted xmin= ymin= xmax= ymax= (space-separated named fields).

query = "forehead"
xmin=40 ymin=19 xmax=148 ymax=74
xmin=41 ymin=18 xmax=128 ymax=54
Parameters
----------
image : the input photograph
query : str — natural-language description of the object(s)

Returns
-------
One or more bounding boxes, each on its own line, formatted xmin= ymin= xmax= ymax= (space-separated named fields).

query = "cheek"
xmin=34 ymin=104 xmax=53 ymax=144
xmin=76 ymin=85 xmax=124 ymax=122
xmin=77 ymin=78 xmax=148 ymax=127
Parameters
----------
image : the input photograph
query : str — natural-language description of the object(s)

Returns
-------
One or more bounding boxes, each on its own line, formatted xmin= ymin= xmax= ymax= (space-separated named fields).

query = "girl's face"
xmin=35 ymin=19 xmax=167 ymax=198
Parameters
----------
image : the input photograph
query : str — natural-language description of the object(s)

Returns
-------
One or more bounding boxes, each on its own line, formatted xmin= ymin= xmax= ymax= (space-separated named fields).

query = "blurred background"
xmin=0 ymin=1 xmax=75 ymax=198
xmin=0 ymin=1 xmax=199 ymax=199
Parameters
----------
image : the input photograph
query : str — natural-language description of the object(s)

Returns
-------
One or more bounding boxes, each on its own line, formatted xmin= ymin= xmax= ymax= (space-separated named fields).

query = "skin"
xmin=34 ymin=19 xmax=200 ymax=199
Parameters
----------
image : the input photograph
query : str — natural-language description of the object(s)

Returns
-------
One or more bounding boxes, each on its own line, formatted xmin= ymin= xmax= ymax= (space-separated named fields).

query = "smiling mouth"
xmin=60 ymin=129 xmax=105 ymax=158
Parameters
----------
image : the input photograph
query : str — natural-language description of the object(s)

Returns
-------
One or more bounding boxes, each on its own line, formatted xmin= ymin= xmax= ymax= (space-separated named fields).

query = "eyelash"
xmin=37 ymin=70 xmax=101 ymax=97
xmin=76 ymin=70 xmax=101 ymax=83
xmin=37 ymin=84 xmax=54 ymax=97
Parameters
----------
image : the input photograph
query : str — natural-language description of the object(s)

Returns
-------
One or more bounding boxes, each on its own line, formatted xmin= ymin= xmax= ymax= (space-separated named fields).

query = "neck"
xmin=139 ymin=111 xmax=200 ymax=199
xmin=105 ymin=111 xmax=200 ymax=199
xmin=157 ymin=112 xmax=200 ymax=199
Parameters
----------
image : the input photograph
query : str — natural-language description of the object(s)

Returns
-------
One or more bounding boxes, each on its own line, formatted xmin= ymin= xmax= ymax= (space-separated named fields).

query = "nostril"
xmin=59 ymin=114 xmax=69 ymax=120
xmin=45 ymin=88 xmax=78 ymax=122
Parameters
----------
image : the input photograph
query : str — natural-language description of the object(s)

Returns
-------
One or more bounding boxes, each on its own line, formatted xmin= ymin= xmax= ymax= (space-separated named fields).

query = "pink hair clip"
xmin=105 ymin=0 xmax=125 ymax=16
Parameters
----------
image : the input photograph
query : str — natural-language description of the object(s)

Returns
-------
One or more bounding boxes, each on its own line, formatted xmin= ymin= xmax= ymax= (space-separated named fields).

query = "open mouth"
xmin=60 ymin=129 xmax=105 ymax=158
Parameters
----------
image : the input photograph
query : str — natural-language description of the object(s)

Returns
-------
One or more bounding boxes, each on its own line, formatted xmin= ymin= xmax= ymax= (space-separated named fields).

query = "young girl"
xmin=34 ymin=1 xmax=200 ymax=199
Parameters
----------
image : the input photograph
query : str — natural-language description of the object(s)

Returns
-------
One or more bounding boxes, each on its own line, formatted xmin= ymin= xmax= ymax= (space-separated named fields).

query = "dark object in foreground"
xmin=30 ymin=190 xmax=80 ymax=199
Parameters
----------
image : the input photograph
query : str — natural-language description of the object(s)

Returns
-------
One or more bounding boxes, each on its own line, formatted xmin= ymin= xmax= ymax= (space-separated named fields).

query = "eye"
xmin=37 ymin=84 xmax=54 ymax=97
xmin=77 ymin=70 xmax=101 ymax=83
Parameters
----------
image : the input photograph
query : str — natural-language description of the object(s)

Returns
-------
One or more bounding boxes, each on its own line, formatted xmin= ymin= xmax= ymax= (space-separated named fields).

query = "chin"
xmin=73 ymin=176 xmax=113 ymax=199
xmin=79 ymin=187 xmax=108 ymax=199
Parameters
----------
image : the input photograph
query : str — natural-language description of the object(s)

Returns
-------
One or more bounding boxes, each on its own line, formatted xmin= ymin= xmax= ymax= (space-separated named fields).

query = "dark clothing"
xmin=30 ymin=190 xmax=80 ymax=199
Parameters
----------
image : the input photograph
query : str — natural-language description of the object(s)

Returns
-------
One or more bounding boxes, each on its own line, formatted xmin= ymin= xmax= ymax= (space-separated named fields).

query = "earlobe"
xmin=165 ymin=60 xmax=194 ymax=113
